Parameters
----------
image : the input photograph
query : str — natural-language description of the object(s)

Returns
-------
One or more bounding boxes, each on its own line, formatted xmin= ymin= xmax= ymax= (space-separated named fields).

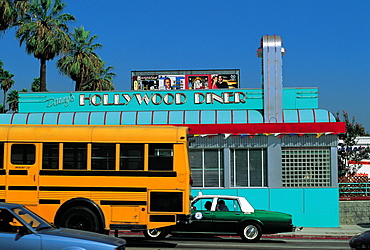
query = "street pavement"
xmin=114 ymin=224 xmax=369 ymax=240
xmin=263 ymin=224 xmax=368 ymax=240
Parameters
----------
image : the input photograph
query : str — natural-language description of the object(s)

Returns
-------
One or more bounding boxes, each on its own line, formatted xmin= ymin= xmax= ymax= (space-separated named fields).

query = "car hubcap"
xmin=244 ymin=225 xmax=258 ymax=239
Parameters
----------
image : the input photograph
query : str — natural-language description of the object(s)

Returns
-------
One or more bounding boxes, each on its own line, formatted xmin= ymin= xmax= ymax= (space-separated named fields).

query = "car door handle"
xmin=204 ymin=212 xmax=211 ymax=214
xmin=235 ymin=213 xmax=241 ymax=215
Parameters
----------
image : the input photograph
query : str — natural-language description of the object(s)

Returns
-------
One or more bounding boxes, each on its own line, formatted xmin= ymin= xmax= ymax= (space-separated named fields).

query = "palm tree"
xmin=7 ymin=88 xmax=27 ymax=112
xmin=57 ymin=26 xmax=103 ymax=91
xmin=0 ymin=69 xmax=15 ymax=113
xmin=31 ymin=77 xmax=42 ymax=92
xmin=15 ymin=0 xmax=75 ymax=92
xmin=0 ymin=0 xmax=28 ymax=32
xmin=0 ymin=59 xmax=3 ymax=74
xmin=82 ymin=64 xmax=116 ymax=91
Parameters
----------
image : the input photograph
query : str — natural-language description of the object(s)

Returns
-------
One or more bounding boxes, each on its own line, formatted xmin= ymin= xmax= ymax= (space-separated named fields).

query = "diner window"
xmin=11 ymin=144 xmax=35 ymax=165
xmin=190 ymin=149 xmax=224 ymax=187
xmin=63 ymin=143 xmax=87 ymax=170
xmin=148 ymin=144 xmax=173 ymax=171
xmin=92 ymin=143 xmax=115 ymax=170
xmin=120 ymin=144 xmax=144 ymax=170
xmin=282 ymin=147 xmax=331 ymax=187
xmin=42 ymin=143 xmax=59 ymax=169
xmin=230 ymin=148 xmax=267 ymax=187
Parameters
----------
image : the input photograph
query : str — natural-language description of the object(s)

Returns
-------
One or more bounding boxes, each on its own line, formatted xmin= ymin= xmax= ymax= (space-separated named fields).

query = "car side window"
xmin=231 ymin=199 xmax=242 ymax=212
xmin=217 ymin=199 xmax=242 ymax=212
xmin=0 ymin=209 xmax=19 ymax=233
xmin=192 ymin=198 xmax=214 ymax=211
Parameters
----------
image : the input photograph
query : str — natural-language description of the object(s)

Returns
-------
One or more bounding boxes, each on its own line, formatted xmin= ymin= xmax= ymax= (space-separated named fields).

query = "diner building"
xmin=1 ymin=36 xmax=345 ymax=227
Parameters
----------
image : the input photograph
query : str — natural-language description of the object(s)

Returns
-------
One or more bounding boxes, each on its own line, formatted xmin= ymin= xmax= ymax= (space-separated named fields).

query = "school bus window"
xmin=11 ymin=144 xmax=36 ymax=165
xmin=150 ymin=192 xmax=183 ymax=212
xmin=149 ymin=143 xmax=173 ymax=171
xmin=120 ymin=144 xmax=144 ymax=170
xmin=92 ymin=143 xmax=115 ymax=170
xmin=42 ymin=143 xmax=59 ymax=169
xmin=0 ymin=143 xmax=3 ymax=169
xmin=63 ymin=143 xmax=87 ymax=170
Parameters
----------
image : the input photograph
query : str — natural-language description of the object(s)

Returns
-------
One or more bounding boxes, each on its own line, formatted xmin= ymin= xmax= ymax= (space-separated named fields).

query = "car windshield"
xmin=12 ymin=207 xmax=53 ymax=231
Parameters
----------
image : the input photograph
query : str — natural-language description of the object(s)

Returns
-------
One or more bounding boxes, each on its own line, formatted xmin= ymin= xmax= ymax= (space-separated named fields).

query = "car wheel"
xmin=60 ymin=206 xmax=101 ymax=233
xmin=143 ymin=228 xmax=168 ymax=240
xmin=239 ymin=222 xmax=262 ymax=242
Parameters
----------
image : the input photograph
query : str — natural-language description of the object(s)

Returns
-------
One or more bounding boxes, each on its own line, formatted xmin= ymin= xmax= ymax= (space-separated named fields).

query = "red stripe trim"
xmin=167 ymin=122 xmax=346 ymax=135
xmin=72 ymin=112 xmax=76 ymax=125
xmin=349 ymin=161 xmax=370 ymax=165
xmin=10 ymin=113 xmax=15 ymax=124
xmin=56 ymin=113 xmax=60 ymax=125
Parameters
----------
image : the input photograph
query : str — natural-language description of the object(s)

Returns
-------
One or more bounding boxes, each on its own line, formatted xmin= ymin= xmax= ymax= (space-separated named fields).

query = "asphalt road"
xmin=122 ymin=235 xmax=351 ymax=250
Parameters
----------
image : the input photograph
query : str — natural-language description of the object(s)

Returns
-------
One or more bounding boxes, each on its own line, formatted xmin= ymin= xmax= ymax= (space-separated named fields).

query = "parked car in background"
xmin=144 ymin=194 xmax=295 ymax=242
xmin=0 ymin=202 xmax=126 ymax=250
xmin=349 ymin=230 xmax=370 ymax=249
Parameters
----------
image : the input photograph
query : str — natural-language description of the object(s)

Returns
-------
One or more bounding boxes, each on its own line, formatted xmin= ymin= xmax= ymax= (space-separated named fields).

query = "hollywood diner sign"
xmin=19 ymin=89 xmax=264 ymax=113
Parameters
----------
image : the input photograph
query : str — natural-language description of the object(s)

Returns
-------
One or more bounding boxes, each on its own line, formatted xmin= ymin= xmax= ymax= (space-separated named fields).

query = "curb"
xmin=262 ymin=234 xmax=353 ymax=240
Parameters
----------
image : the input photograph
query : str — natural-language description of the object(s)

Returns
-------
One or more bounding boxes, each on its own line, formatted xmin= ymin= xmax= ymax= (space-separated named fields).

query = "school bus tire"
xmin=60 ymin=206 xmax=101 ymax=233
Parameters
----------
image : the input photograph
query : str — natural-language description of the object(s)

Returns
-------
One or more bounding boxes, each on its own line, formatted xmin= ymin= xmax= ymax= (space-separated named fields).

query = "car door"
xmin=0 ymin=232 xmax=42 ymax=250
xmin=0 ymin=208 xmax=41 ymax=249
xmin=186 ymin=198 xmax=214 ymax=232
xmin=212 ymin=198 xmax=245 ymax=233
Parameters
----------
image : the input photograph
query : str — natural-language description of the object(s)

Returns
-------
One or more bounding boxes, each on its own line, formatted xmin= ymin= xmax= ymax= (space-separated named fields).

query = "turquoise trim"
xmin=137 ymin=111 xmax=151 ymax=125
xmin=299 ymin=110 xmax=315 ymax=123
xmin=185 ymin=111 xmax=199 ymax=124
xmin=169 ymin=111 xmax=184 ymax=124
xmin=0 ymin=109 xmax=337 ymax=126
xmin=191 ymin=188 xmax=339 ymax=227
xmin=249 ymin=110 xmax=263 ymax=123
xmin=153 ymin=111 xmax=168 ymax=124
xmin=201 ymin=110 xmax=215 ymax=124
xmin=43 ymin=113 xmax=58 ymax=125
xmin=122 ymin=112 xmax=136 ymax=125
xmin=217 ymin=110 xmax=232 ymax=124
xmin=12 ymin=113 xmax=28 ymax=124
xmin=283 ymin=110 xmax=299 ymax=123
xmin=282 ymin=88 xmax=318 ymax=109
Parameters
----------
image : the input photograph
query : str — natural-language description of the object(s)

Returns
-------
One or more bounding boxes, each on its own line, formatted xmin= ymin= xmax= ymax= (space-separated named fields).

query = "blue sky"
xmin=1 ymin=0 xmax=369 ymax=131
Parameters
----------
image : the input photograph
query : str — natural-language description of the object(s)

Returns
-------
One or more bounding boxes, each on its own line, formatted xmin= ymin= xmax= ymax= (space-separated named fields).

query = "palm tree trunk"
xmin=2 ymin=91 xmax=6 ymax=113
xmin=40 ymin=58 xmax=47 ymax=92
xmin=75 ymin=79 xmax=81 ymax=91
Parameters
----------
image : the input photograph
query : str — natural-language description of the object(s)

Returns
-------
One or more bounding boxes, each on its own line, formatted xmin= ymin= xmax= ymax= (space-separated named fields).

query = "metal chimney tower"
xmin=257 ymin=35 xmax=285 ymax=123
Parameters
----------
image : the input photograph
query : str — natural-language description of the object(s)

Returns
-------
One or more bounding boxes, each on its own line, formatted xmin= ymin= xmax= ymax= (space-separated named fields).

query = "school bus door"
xmin=6 ymin=143 xmax=39 ymax=205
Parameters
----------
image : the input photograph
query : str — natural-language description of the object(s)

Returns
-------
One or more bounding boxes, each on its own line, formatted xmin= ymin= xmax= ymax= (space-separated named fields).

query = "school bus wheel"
xmin=60 ymin=206 xmax=102 ymax=233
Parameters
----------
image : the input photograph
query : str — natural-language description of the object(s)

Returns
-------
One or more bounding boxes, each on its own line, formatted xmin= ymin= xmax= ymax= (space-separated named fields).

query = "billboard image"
xmin=132 ymin=70 xmax=239 ymax=90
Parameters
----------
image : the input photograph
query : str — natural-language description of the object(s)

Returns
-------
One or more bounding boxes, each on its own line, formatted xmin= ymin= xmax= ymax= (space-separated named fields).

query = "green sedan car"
xmin=144 ymin=195 xmax=296 ymax=242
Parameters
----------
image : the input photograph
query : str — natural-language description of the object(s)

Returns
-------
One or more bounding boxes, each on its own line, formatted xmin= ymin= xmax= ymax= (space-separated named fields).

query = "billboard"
xmin=132 ymin=69 xmax=239 ymax=90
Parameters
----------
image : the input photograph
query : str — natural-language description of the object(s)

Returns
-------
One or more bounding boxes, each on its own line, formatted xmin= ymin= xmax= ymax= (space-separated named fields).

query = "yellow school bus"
xmin=0 ymin=124 xmax=191 ymax=233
